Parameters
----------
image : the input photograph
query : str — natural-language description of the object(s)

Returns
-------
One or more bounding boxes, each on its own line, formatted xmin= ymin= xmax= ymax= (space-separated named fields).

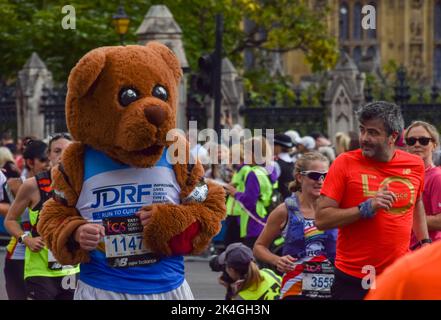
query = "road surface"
xmin=0 ymin=247 xmax=225 ymax=300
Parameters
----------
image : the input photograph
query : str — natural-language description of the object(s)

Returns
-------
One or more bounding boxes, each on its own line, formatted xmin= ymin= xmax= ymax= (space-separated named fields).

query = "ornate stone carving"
xmin=410 ymin=11 xmax=423 ymax=40
xmin=408 ymin=45 xmax=425 ymax=81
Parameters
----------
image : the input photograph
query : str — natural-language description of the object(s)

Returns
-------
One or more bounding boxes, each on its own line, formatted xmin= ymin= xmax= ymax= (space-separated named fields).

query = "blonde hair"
xmin=405 ymin=121 xmax=440 ymax=147
xmin=240 ymin=261 xmax=264 ymax=292
xmin=289 ymin=152 xmax=329 ymax=192
xmin=335 ymin=132 xmax=351 ymax=154
xmin=0 ymin=147 xmax=15 ymax=168
xmin=243 ymin=136 xmax=273 ymax=165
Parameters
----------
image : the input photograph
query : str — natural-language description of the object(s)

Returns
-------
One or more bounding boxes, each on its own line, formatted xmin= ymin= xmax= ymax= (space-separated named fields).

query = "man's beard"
xmin=361 ymin=141 xmax=389 ymax=160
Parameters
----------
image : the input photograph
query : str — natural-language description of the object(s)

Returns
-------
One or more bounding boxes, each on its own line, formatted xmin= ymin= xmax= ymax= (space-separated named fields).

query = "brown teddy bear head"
xmin=66 ymin=42 xmax=182 ymax=167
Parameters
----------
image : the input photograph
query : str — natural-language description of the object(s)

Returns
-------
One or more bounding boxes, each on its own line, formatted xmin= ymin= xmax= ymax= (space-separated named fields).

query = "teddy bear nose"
xmin=144 ymin=106 xmax=166 ymax=126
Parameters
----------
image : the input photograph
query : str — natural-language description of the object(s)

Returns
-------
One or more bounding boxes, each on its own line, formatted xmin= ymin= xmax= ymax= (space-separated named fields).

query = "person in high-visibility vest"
xmin=224 ymin=136 xmax=278 ymax=249
xmin=224 ymin=143 xmax=246 ymax=247
xmin=217 ymin=242 xmax=281 ymax=300
xmin=4 ymin=136 xmax=79 ymax=300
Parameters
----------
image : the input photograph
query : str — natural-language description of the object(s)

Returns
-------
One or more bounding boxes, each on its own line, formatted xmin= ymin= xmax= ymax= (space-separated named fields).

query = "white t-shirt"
xmin=0 ymin=170 xmax=7 ymax=201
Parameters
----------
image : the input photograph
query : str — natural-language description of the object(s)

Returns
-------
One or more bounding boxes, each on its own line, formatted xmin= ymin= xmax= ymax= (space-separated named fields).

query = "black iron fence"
xmin=239 ymin=89 xmax=326 ymax=135
xmin=2 ymin=65 xmax=441 ymax=139
xmin=0 ymin=82 xmax=17 ymax=136
xmin=239 ymin=104 xmax=326 ymax=135
xmin=41 ymin=86 xmax=68 ymax=137
xmin=365 ymin=66 xmax=441 ymax=130
xmin=241 ymin=66 xmax=441 ymax=136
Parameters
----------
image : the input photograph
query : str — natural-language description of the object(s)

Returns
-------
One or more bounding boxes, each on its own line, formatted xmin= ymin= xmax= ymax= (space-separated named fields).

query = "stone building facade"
xmin=285 ymin=0 xmax=441 ymax=85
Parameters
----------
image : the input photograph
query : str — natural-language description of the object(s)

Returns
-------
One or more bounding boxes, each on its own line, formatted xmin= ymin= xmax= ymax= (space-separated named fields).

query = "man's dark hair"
xmin=309 ymin=131 xmax=328 ymax=140
xmin=48 ymin=132 xmax=72 ymax=151
xmin=23 ymin=140 xmax=47 ymax=160
xmin=356 ymin=101 xmax=404 ymax=136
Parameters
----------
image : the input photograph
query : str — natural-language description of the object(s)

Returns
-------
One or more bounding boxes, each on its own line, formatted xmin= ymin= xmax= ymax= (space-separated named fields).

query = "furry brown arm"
xmin=143 ymin=157 xmax=226 ymax=256
xmin=37 ymin=142 xmax=90 ymax=265
xmin=39 ymin=199 xmax=89 ymax=264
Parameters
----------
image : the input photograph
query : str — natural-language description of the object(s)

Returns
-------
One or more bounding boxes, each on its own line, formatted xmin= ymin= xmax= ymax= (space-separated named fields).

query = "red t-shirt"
xmin=321 ymin=149 xmax=424 ymax=278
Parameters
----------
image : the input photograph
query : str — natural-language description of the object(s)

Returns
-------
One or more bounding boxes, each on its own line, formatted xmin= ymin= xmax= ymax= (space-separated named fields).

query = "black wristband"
xmin=420 ymin=238 xmax=432 ymax=245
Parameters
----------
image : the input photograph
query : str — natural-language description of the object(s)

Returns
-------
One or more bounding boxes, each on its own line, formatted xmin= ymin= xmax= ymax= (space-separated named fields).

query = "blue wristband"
xmin=358 ymin=199 xmax=375 ymax=219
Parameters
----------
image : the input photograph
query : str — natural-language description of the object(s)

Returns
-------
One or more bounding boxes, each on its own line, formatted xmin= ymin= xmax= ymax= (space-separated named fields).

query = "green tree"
xmin=156 ymin=0 xmax=337 ymax=73
xmin=0 ymin=0 xmax=337 ymax=97
xmin=155 ymin=0 xmax=337 ymax=104
xmin=0 ymin=0 xmax=152 ymax=82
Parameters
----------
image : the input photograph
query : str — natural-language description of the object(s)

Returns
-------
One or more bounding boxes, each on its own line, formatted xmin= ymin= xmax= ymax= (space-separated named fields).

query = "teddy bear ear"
xmin=67 ymin=47 xmax=107 ymax=98
xmin=146 ymin=41 xmax=182 ymax=84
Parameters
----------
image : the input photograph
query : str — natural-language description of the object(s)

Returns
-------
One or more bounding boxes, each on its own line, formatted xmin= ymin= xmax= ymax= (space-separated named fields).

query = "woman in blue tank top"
xmin=254 ymin=152 xmax=337 ymax=300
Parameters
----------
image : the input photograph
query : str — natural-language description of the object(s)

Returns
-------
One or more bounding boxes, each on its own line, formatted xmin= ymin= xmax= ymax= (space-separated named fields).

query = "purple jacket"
xmin=235 ymin=165 xmax=278 ymax=238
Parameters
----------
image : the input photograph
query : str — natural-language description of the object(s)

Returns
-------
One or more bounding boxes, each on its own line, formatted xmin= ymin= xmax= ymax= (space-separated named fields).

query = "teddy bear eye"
xmin=152 ymin=85 xmax=168 ymax=102
xmin=119 ymin=87 xmax=139 ymax=107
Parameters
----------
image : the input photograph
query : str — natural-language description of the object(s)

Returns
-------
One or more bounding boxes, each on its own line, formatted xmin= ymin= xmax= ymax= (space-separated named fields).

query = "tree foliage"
xmin=0 ymin=0 xmax=338 ymax=98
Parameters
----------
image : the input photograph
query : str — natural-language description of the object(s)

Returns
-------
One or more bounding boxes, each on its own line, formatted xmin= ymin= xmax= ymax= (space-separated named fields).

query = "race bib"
xmin=301 ymin=261 xmax=334 ymax=299
xmin=102 ymin=215 xmax=159 ymax=268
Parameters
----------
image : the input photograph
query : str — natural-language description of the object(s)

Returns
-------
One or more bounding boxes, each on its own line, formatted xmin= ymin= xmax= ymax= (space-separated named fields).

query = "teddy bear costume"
xmin=37 ymin=42 xmax=226 ymax=299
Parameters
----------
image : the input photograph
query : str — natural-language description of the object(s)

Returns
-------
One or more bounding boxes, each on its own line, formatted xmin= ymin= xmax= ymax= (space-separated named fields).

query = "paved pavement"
xmin=0 ymin=247 xmax=225 ymax=300
xmin=185 ymin=257 xmax=225 ymax=300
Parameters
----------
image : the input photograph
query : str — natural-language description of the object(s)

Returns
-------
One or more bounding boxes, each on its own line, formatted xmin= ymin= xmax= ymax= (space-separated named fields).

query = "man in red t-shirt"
xmin=316 ymin=101 xmax=431 ymax=300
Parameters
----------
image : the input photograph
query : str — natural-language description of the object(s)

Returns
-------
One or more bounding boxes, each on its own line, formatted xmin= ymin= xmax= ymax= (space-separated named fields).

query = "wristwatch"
xmin=420 ymin=238 xmax=432 ymax=245
xmin=18 ymin=231 xmax=31 ymax=244
xmin=410 ymin=238 xmax=433 ymax=250
xmin=182 ymin=180 xmax=208 ymax=204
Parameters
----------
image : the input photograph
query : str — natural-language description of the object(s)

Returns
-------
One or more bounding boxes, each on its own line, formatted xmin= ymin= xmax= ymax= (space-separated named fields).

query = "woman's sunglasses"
xmin=405 ymin=137 xmax=433 ymax=146
xmin=48 ymin=133 xmax=72 ymax=145
xmin=300 ymin=171 xmax=327 ymax=182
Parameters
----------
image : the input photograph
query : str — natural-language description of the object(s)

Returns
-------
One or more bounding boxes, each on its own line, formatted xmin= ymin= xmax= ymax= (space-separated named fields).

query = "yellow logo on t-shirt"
xmin=361 ymin=175 xmax=415 ymax=215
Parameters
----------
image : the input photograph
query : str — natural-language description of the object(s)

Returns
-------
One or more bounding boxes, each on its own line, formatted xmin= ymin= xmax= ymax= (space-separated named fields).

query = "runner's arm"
xmin=0 ymin=203 xmax=9 ymax=217
xmin=4 ymin=179 xmax=34 ymax=239
xmin=0 ymin=179 xmax=10 ymax=216
xmin=426 ymin=214 xmax=441 ymax=231
xmin=254 ymin=203 xmax=287 ymax=266
xmin=425 ymin=175 xmax=441 ymax=231
xmin=412 ymin=198 xmax=430 ymax=242
xmin=315 ymin=195 xmax=361 ymax=230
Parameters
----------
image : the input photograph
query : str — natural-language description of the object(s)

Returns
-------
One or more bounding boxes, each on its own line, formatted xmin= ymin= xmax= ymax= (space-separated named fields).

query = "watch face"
xmin=183 ymin=181 xmax=208 ymax=204
xmin=19 ymin=233 xmax=29 ymax=243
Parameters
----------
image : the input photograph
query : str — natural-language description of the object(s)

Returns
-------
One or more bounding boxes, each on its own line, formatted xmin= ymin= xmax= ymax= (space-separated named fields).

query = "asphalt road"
xmin=0 ymin=247 xmax=225 ymax=300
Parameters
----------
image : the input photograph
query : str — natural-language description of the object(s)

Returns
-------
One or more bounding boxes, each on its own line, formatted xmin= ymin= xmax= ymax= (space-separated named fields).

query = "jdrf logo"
xmin=91 ymin=184 xmax=152 ymax=208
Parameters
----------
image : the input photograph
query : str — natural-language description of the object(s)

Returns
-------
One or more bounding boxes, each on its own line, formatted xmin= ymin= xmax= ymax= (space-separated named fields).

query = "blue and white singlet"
xmin=76 ymin=146 xmax=184 ymax=294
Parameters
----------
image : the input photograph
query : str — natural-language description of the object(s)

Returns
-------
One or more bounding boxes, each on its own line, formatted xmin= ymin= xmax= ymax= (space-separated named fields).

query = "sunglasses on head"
xmin=405 ymin=137 xmax=433 ymax=146
xmin=300 ymin=171 xmax=327 ymax=182
xmin=48 ymin=133 xmax=72 ymax=144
